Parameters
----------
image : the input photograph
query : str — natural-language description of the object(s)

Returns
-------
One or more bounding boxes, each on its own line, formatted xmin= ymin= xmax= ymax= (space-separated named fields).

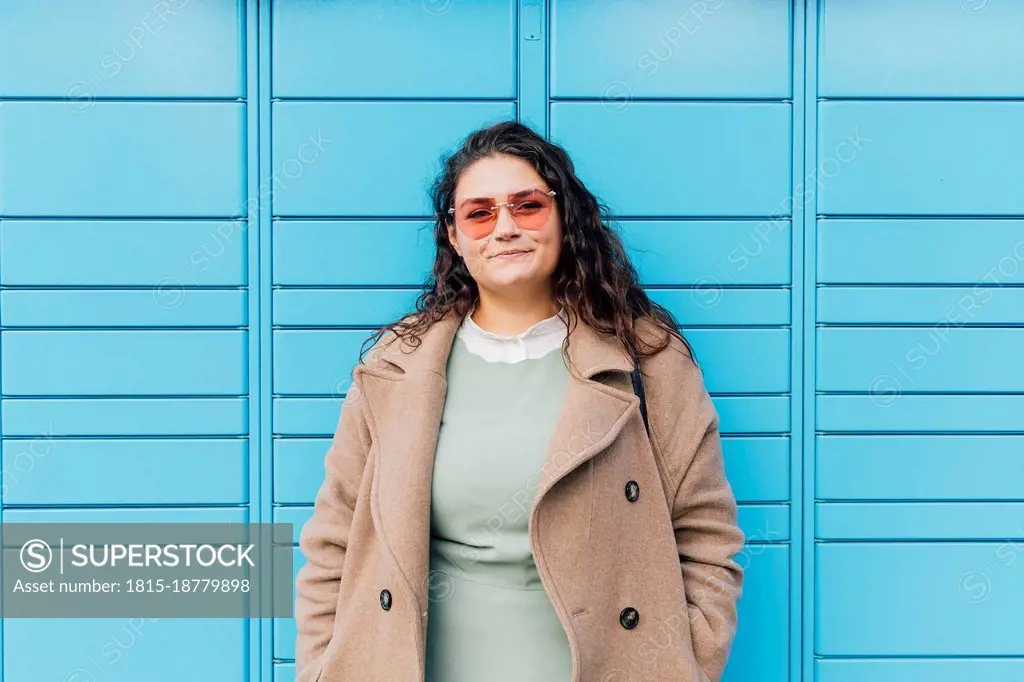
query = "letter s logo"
xmin=21 ymin=539 xmax=52 ymax=573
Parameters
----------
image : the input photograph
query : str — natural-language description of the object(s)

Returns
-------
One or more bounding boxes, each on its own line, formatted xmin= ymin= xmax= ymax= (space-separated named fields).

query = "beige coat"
xmin=294 ymin=308 xmax=745 ymax=682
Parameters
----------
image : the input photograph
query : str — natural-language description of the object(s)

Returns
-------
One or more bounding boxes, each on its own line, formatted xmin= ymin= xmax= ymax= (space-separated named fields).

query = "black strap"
xmin=629 ymin=352 xmax=650 ymax=436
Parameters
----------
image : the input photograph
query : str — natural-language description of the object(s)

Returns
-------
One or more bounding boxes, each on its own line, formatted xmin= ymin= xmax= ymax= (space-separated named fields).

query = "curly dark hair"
xmin=359 ymin=119 xmax=696 ymax=378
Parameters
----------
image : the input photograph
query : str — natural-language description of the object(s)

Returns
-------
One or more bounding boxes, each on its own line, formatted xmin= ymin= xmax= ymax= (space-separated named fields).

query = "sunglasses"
xmin=447 ymin=187 xmax=557 ymax=239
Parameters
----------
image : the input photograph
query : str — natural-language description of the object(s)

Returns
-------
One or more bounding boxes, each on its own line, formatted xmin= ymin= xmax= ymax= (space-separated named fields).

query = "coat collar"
xmin=355 ymin=306 xmax=642 ymax=660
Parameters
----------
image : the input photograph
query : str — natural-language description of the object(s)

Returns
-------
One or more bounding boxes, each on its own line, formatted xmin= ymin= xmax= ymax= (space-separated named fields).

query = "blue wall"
xmin=1 ymin=1 xmax=1022 ymax=680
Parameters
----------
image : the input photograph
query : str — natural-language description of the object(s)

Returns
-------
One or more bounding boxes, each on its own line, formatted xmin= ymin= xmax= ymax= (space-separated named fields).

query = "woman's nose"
xmin=491 ymin=204 xmax=520 ymax=236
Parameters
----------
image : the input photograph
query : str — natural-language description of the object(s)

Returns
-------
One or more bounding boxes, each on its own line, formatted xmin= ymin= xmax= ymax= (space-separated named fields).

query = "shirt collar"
xmin=461 ymin=305 xmax=568 ymax=341
xmin=456 ymin=305 xmax=569 ymax=363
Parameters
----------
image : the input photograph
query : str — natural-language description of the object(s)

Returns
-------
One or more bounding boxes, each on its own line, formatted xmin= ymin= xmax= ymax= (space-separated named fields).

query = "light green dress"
xmin=425 ymin=311 xmax=573 ymax=681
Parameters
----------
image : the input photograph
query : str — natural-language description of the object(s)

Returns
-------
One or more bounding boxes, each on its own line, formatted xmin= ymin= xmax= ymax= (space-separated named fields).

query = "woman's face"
xmin=447 ymin=154 xmax=562 ymax=300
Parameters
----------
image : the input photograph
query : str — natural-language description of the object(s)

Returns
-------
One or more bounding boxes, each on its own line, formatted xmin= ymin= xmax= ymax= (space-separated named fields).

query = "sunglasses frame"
xmin=446 ymin=187 xmax=557 ymax=236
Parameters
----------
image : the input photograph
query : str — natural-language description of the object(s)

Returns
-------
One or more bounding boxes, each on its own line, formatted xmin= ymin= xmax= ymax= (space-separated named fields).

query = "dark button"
xmin=379 ymin=588 xmax=392 ymax=611
xmin=624 ymin=480 xmax=640 ymax=502
xmin=619 ymin=606 xmax=640 ymax=629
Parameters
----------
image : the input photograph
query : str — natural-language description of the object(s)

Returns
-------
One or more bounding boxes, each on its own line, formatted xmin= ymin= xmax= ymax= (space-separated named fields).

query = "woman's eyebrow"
xmin=456 ymin=196 xmax=493 ymax=207
xmin=455 ymin=187 xmax=539 ymax=208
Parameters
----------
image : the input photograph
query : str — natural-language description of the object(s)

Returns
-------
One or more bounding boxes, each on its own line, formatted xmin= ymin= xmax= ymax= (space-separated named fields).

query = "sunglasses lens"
xmin=452 ymin=188 xmax=554 ymax=238
xmin=455 ymin=206 xmax=497 ymax=239
xmin=510 ymin=190 xmax=554 ymax=229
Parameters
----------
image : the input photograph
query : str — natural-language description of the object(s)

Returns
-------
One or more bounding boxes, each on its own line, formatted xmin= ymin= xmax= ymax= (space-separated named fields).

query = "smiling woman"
xmin=444 ymin=158 xmax=564 ymax=319
xmin=294 ymin=121 xmax=744 ymax=682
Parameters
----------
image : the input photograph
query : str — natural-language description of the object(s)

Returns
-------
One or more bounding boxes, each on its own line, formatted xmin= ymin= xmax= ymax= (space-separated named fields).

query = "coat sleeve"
xmin=294 ymin=369 xmax=372 ymax=682
xmin=660 ymin=358 xmax=746 ymax=682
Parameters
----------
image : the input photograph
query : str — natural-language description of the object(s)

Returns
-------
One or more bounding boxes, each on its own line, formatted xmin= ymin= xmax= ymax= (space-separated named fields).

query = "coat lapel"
xmin=358 ymin=307 xmax=639 ymax=619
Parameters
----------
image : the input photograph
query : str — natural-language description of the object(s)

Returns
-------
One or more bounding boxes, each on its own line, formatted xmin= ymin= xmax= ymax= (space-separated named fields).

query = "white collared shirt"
xmin=455 ymin=307 xmax=568 ymax=364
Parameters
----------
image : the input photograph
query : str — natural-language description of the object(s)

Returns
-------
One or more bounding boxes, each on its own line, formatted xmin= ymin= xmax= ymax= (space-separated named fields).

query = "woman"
xmin=294 ymin=121 xmax=745 ymax=682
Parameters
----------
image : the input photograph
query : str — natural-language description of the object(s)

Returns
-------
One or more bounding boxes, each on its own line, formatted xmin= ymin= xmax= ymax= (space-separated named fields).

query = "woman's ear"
xmin=447 ymin=223 xmax=462 ymax=258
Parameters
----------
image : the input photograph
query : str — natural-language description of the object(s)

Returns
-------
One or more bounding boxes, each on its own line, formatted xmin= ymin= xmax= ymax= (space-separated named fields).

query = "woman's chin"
xmin=484 ymin=270 xmax=545 ymax=289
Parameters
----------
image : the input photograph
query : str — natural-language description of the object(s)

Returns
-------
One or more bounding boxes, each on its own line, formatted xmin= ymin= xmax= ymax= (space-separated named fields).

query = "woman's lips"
xmin=492 ymin=250 xmax=531 ymax=260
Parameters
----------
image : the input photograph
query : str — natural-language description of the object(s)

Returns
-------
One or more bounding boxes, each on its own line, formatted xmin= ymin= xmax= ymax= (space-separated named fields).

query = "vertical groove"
xmin=254 ymin=0 xmax=274 ymax=679
xmin=801 ymin=1 xmax=820 ymax=680
xmin=243 ymin=0 xmax=264 ymax=678
xmin=517 ymin=0 xmax=549 ymax=133
xmin=0 ymin=109 xmax=4 ymax=682
xmin=790 ymin=2 xmax=809 ymax=682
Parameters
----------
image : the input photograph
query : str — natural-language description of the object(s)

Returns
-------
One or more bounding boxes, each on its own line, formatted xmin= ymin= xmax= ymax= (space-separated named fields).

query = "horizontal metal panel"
xmin=0 ymin=438 xmax=248 ymax=505
xmin=0 ymin=0 xmax=243 ymax=97
xmin=1 ymin=330 xmax=248 ymax=396
xmin=724 ymin=546 xmax=789 ymax=682
xmin=273 ymin=398 xmax=345 ymax=437
xmin=817 ymin=219 xmax=1024 ymax=285
xmin=817 ymin=394 xmax=1024 ymax=433
xmin=817 ymin=327 xmax=1024 ymax=393
xmin=273 ymin=290 xmax=420 ymax=327
xmin=273 ymin=221 xmax=434 ymax=285
xmin=551 ymin=0 xmax=790 ymax=98
xmin=1 ymin=290 xmax=247 ymax=327
xmin=738 ymin=505 xmax=790 ymax=544
xmin=0 ymin=103 xmax=246 ymax=217
xmin=550 ymin=102 xmax=791 ymax=217
xmin=4 ymin=619 xmax=247 ymax=681
xmin=817 ymin=435 xmax=1024 ymax=501
xmin=817 ymin=502 xmax=1024 ymax=540
xmin=2 ymin=398 xmax=247 ymax=437
xmin=648 ymin=289 xmax=791 ymax=327
xmin=272 ymin=102 xmax=515 ymax=217
xmin=818 ymin=287 xmax=1024 ymax=325
xmin=816 ymin=659 xmax=1024 ymax=682
xmin=622 ymin=220 xmax=792 ymax=286
xmin=275 ymin=548 xmax=305 ymax=661
xmin=816 ymin=542 xmax=1024 ymax=655
xmin=272 ymin=330 xmax=367 ymax=396
xmin=0 ymin=220 xmax=247 ymax=286
xmin=3 ymin=507 xmax=247 ymax=524
xmin=273 ymin=506 xmax=312 ymax=545
xmin=715 ymin=396 xmax=791 ymax=435
xmin=687 ymin=329 xmax=791 ymax=394
xmin=820 ymin=0 xmax=1024 ymax=97
xmin=818 ymin=102 xmax=1024 ymax=215
xmin=724 ymin=437 xmax=790 ymax=503
xmin=273 ymin=0 xmax=514 ymax=98
xmin=273 ymin=438 xmax=329 ymax=505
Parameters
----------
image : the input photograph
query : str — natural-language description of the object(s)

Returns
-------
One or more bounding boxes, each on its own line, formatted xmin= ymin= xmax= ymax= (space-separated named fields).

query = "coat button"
xmin=619 ymin=606 xmax=639 ymax=630
xmin=624 ymin=480 xmax=640 ymax=502
xmin=380 ymin=588 xmax=392 ymax=611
